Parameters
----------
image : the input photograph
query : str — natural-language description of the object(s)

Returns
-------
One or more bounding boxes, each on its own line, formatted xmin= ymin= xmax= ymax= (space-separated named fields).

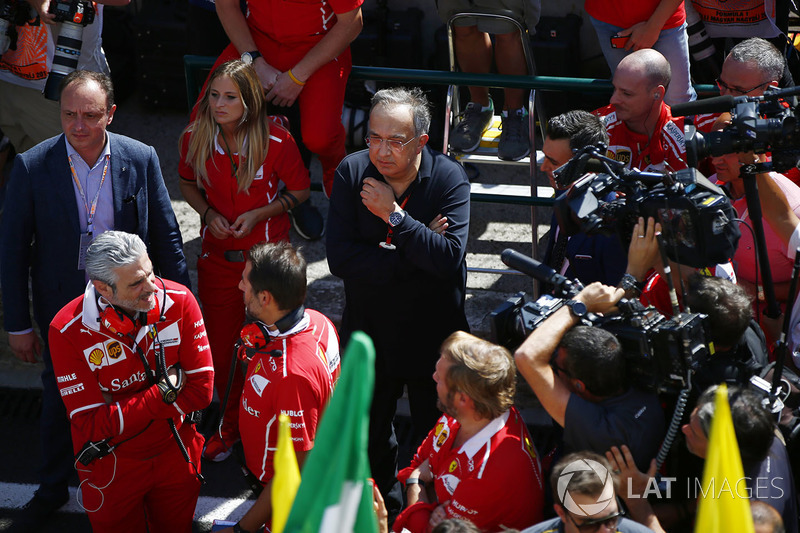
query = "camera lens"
xmin=43 ymin=21 xmax=84 ymax=100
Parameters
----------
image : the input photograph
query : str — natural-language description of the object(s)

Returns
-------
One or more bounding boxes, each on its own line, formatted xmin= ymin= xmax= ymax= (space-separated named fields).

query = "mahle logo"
xmin=557 ymin=459 xmax=615 ymax=516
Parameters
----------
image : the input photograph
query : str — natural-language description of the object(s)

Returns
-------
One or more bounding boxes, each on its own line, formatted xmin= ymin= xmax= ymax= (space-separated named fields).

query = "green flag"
xmin=282 ymin=331 xmax=378 ymax=533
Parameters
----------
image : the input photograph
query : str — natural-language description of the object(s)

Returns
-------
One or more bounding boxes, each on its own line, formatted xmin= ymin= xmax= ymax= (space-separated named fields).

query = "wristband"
xmin=287 ymin=69 xmax=306 ymax=86
xmin=202 ymin=206 xmax=212 ymax=225
xmin=405 ymin=477 xmax=424 ymax=486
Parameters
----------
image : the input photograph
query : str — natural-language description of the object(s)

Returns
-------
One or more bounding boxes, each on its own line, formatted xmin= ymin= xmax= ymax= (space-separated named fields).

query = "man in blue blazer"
xmin=0 ymin=70 xmax=190 ymax=531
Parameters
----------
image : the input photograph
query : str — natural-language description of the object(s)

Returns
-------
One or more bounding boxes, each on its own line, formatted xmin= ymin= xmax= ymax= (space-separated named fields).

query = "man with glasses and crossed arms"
xmin=326 ymin=86 xmax=471 ymax=523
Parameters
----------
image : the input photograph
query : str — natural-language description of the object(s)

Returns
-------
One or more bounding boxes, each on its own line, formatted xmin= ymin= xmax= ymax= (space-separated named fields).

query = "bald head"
xmin=616 ymin=49 xmax=672 ymax=92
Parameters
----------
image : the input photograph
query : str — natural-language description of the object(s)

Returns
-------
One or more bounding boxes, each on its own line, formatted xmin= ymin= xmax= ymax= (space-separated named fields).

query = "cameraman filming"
xmin=0 ymin=0 xmax=127 ymax=156
xmin=684 ymin=273 xmax=768 ymax=392
xmin=514 ymin=282 xmax=665 ymax=471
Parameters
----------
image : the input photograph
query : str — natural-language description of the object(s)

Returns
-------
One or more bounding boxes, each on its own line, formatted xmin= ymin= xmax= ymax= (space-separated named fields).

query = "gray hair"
xmin=370 ymin=87 xmax=431 ymax=136
xmin=727 ymin=38 xmax=784 ymax=84
xmin=85 ymin=231 xmax=148 ymax=290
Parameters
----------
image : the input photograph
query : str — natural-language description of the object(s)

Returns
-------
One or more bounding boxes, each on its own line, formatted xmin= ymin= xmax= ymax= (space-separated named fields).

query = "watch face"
xmin=569 ymin=300 xmax=587 ymax=317
xmin=241 ymin=52 xmax=253 ymax=65
xmin=389 ymin=211 xmax=404 ymax=227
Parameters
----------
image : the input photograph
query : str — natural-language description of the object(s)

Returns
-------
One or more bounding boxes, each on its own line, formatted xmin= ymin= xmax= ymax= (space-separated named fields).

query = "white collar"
xmin=458 ymin=410 xmax=510 ymax=459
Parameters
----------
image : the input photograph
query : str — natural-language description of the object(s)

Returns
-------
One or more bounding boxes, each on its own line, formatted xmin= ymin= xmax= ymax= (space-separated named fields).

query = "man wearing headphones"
xmin=48 ymin=231 xmax=213 ymax=533
xmin=221 ymin=241 xmax=340 ymax=533
xmin=593 ymin=48 xmax=687 ymax=172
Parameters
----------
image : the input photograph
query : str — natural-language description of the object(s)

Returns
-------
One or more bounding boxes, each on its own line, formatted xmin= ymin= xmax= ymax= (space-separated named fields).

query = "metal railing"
xmin=183 ymin=55 xmax=718 ymax=208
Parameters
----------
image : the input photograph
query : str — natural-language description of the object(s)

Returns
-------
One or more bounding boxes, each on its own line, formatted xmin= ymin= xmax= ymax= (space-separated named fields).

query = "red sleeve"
xmin=49 ymin=323 xmax=175 ymax=444
xmin=397 ymin=416 xmax=443 ymax=484
xmin=330 ymin=0 xmax=363 ymax=14
xmin=178 ymin=131 xmax=197 ymax=183
xmin=271 ymin=127 xmax=310 ymax=192
xmin=273 ymin=374 xmax=322 ymax=452
xmin=170 ymin=287 xmax=214 ymax=417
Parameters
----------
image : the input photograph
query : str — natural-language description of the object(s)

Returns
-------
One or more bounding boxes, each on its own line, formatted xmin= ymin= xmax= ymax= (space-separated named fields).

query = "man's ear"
xmin=93 ymin=279 xmax=113 ymax=301
xmin=258 ymin=289 xmax=272 ymax=308
xmin=416 ymin=133 xmax=429 ymax=153
xmin=554 ymin=503 xmax=567 ymax=521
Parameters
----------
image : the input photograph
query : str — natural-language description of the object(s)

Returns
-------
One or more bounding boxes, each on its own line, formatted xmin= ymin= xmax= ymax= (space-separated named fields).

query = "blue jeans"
xmin=589 ymin=17 xmax=697 ymax=105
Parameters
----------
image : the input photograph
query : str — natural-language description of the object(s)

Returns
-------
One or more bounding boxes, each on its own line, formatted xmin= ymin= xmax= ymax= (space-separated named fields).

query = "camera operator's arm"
xmin=747 ymin=155 xmax=800 ymax=251
xmin=514 ymin=283 xmax=624 ymax=426
xmin=29 ymin=0 xmax=131 ymax=24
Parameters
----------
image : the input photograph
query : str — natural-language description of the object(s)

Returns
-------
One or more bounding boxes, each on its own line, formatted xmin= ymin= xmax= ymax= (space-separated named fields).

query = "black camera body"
xmin=492 ymin=250 xmax=711 ymax=394
xmin=553 ymin=146 xmax=740 ymax=268
xmin=0 ymin=0 xmax=35 ymax=55
xmin=684 ymin=87 xmax=800 ymax=172
xmin=49 ymin=0 xmax=93 ymax=24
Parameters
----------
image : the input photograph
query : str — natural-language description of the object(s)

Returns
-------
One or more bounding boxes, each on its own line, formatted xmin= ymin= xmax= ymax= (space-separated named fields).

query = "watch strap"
xmin=405 ymin=477 xmax=424 ymax=486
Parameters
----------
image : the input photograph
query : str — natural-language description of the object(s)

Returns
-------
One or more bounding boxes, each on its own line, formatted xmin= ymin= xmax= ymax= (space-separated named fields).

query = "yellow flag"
xmin=272 ymin=413 xmax=301 ymax=533
xmin=694 ymin=384 xmax=755 ymax=533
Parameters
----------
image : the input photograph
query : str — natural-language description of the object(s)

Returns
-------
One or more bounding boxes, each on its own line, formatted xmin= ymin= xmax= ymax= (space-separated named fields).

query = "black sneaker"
xmin=9 ymin=492 xmax=69 ymax=532
xmin=289 ymin=200 xmax=325 ymax=241
xmin=450 ymin=101 xmax=494 ymax=153
xmin=498 ymin=109 xmax=531 ymax=161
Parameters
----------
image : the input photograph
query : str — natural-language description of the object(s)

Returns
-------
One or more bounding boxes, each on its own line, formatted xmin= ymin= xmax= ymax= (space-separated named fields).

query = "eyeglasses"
xmin=365 ymin=135 xmax=418 ymax=152
xmin=715 ymin=78 xmax=770 ymax=96
xmin=566 ymin=509 xmax=625 ymax=532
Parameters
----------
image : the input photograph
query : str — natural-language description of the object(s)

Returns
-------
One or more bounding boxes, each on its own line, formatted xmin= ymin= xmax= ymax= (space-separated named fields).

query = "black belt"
xmin=223 ymin=250 xmax=247 ymax=262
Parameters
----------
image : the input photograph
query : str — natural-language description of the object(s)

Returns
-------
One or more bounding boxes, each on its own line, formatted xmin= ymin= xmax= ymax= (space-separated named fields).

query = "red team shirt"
xmin=179 ymin=122 xmax=310 ymax=250
xmin=594 ymin=103 xmax=687 ymax=172
xmin=50 ymin=279 xmax=214 ymax=457
xmin=239 ymin=309 xmax=341 ymax=483
xmin=246 ymin=0 xmax=364 ymax=46
xmin=584 ymin=0 xmax=684 ymax=30
xmin=397 ymin=407 xmax=545 ymax=532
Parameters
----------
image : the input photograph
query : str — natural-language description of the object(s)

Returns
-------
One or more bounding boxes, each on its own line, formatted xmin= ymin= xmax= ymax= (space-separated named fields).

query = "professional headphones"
xmin=99 ymin=277 xmax=168 ymax=337
xmin=238 ymin=321 xmax=284 ymax=362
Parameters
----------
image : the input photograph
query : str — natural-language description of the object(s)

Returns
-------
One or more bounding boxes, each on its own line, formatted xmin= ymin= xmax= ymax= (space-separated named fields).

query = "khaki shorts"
xmin=0 ymin=81 xmax=61 ymax=152
xmin=437 ymin=0 xmax=541 ymax=35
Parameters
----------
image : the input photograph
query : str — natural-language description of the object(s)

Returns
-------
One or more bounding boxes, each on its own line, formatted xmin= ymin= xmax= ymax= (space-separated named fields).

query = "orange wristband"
xmin=287 ymin=69 xmax=306 ymax=86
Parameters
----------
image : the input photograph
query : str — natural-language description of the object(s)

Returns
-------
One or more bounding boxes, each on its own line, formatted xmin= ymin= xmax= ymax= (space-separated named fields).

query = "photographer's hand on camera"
xmin=575 ymin=282 xmax=626 ymax=315
xmin=625 ymin=217 xmax=662 ymax=283
xmin=28 ymin=0 xmax=57 ymax=24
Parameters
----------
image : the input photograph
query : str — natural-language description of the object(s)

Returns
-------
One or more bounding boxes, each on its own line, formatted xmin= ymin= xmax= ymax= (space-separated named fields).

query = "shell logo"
xmin=89 ymin=348 xmax=104 ymax=366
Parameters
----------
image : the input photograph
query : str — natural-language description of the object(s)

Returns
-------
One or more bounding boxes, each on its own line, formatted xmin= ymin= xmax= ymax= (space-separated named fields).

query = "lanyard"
xmin=379 ymin=195 xmax=410 ymax=250
xmin=69 ymin=153 xmax=110 ymax=234
xmin=219 ymin=126 xmax=238 ymax=177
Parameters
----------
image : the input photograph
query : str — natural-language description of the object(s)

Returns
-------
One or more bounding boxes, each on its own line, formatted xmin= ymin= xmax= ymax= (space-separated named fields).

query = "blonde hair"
xmin=180 ymin=60 xmax=270 ymax=192
xmin=440 ymin=331 xmax=516 ymax=420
